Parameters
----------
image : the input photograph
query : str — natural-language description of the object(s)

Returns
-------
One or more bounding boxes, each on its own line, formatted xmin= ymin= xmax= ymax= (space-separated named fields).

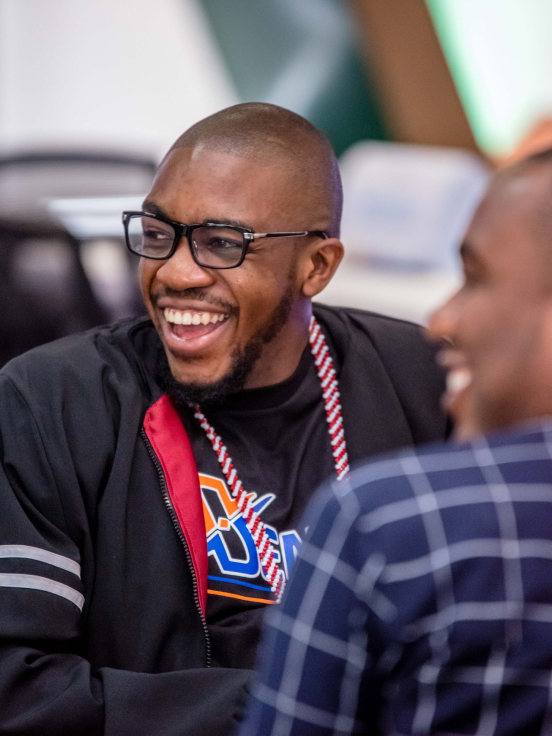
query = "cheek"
xmin=454 ymin=288 xmax=508 ymax=352
xmin=464 ymin=295 xmax=536 ymax=389
xmin=232 ymin=262 xmax=294 ymax=331
xmin=138 ymin=261 xmax=159 ymax=310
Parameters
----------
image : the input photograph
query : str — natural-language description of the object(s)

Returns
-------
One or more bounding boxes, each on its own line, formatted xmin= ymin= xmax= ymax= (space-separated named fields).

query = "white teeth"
xmin=164 ymin=308 xmax=228 ymax=326
xmin=446 ymin=368 xmax=472 ymax=395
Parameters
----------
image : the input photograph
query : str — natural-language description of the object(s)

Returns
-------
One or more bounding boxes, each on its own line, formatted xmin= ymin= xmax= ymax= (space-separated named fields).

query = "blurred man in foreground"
xmin=0 ymin=104 xmax=446 ymax=736
xmin=242 ymin=149 xmax=552 ymax=736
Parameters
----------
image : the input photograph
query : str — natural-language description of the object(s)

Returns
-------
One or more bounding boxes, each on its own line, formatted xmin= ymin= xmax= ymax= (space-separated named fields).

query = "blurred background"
xmin=1 ymin=0 xmax=551 ymax=366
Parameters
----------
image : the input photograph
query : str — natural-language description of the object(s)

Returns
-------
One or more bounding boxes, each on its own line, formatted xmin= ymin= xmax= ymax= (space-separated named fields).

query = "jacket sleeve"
xmin=0 ymin=372 xmax=252 ymax=736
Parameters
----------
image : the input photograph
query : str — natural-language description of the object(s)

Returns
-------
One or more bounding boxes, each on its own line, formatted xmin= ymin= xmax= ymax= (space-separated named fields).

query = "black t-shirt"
xmin=179 ymin=345 xmax=336 ymax=669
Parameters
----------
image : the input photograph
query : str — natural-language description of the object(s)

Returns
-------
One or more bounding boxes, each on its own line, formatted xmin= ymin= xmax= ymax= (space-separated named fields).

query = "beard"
xmin=156 ymin=284 xmax=295 ymax=408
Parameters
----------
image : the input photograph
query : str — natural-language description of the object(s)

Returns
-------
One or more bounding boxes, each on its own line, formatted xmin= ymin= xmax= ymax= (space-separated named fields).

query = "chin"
xmin=167 ymin=358 xmax=230 ymax=388
xmin=156 ymin=343 xmax=257 ymax=408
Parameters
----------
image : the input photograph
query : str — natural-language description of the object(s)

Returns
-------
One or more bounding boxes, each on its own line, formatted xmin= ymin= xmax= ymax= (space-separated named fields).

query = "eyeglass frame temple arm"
xmin=245 ymin=231 xmax=328 ymax=241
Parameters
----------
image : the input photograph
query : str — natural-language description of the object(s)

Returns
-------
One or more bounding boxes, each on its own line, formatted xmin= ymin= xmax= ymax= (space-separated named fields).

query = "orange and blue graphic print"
xmin=200 ymin=474 xmax=302 ymax=604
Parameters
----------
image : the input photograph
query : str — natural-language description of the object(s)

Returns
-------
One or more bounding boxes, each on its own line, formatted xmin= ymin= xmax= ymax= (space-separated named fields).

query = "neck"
xmin=244 ymin=300 xmax=313 ymax=389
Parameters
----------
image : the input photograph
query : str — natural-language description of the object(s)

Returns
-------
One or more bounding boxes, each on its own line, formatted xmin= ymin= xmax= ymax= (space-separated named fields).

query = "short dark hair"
xmin=166 ymin=103 xmax=343 ymax=238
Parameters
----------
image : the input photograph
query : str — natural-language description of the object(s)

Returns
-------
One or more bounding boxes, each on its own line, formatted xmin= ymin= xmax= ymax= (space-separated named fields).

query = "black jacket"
xmin=0 ymin=305 xmax=447 ymax=736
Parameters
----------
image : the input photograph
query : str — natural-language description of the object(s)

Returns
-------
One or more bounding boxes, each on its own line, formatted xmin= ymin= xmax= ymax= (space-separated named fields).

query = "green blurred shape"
xmin=197 ymin=0 xmax=387 ymax=156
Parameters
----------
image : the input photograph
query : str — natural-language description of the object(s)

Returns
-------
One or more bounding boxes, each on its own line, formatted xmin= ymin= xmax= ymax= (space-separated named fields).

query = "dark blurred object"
xmin=0 ymin=219 xmax=107 ymax=365
xmin=0 ymin=152 xmax=155 ymax=367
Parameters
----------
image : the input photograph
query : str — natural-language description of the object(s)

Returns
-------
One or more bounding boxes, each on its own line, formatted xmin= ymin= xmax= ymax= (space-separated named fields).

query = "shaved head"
xmin=489 ymin=147 xmax=552 ymax=289
xmin=166 ymin=102 xmax=343 ymax=237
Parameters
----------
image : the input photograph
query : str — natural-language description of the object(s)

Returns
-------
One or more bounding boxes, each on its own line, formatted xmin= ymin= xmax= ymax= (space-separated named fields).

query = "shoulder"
xmin=299 ymin=440 xmax=469 ymax=578
xmin=325 ymin=419 xmax=549 ymax=541
xmin=313 ymin=303 xmax=436 ymax=362
xmin=313 ymin=303 xmax=448 ymax=443
xmin=313 ymin=302 xmax=422 ymax=336
xmin=313 ymin=302 xmax=426 ymax=336
xmin=345 ymin=440 xmax=468 ymax=514
xmin=0 ymin=317 xmax=157 ymax=410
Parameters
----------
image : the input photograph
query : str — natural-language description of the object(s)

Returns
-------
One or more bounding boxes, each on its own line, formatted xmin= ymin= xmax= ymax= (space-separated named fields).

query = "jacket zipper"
xmin=141 ymin=428 xmax=212 ymax=667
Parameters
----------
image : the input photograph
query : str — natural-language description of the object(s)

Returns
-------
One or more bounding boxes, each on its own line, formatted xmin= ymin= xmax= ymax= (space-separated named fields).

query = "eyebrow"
xmin=141 ymin=200 xmax=252 ymax=231
xmin=141 ymin=200 xmax=169 ymax=219
xmin=205 ymin=217 xmax=252 ymax=230
xmin=459 ymin=241 xmax=471 ymax=260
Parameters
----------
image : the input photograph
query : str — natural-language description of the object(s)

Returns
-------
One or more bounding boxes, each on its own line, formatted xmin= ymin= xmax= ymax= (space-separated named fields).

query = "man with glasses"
xmin=0 ymin=103 xmax=446 ymax=735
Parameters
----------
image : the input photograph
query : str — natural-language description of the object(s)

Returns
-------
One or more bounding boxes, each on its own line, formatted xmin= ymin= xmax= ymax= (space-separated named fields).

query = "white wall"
xmin=0 ymin=0 xmax=237 ymax=160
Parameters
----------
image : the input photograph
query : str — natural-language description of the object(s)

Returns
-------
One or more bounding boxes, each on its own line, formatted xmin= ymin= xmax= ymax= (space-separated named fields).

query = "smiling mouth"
xmin=163 ymin=307 xmax=230 ymax=341
xmin=446 ymin=366 xmax=472 ymax=396
xmin=437 ymin=347 xmax=473 ymax=415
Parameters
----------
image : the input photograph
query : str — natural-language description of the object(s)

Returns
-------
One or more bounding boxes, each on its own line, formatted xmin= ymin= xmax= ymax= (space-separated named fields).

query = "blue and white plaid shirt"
xmin=241 ymin=419 xmax=552 ymax=735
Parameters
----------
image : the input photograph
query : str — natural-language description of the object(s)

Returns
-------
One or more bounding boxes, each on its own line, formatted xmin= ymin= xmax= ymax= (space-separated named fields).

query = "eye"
xmin=205 ymin=236 xmax=242 ymax=250
xmin=143 ymin=228 xmax=173 ymax=242
xmin=195 ymin=228 xmax=244 ymax=254
xmin=463 ymin=266 xmax=486 ymax=288
xmin=460 ymin=251 xmax=487 ymax=289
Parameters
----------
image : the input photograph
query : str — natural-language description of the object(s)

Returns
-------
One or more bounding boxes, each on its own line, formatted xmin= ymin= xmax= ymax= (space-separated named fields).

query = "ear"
xmin=299 ymin=237 xmax=344 ymax=298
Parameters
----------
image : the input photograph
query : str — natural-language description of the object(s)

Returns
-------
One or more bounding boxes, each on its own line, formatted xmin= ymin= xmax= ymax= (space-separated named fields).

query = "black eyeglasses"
xmin=122 ymin=211 xmax=327 ymax=269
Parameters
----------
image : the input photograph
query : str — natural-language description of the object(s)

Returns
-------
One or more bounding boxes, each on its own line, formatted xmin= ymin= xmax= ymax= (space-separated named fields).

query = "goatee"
xmin=156 ymin=285 xmax=294 ymax=408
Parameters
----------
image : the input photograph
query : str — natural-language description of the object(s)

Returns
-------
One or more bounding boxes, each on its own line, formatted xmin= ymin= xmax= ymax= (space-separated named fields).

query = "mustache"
xmin=150 ymin=287 xmax=239 ymax=316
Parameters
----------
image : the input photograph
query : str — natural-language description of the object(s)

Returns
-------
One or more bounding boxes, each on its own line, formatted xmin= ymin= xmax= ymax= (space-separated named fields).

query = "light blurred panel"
xmin=0 ymin=0 xmax=237 ymax=158
xmin=426 ymin=0 xmax=552 ymax=157
xmin=316 ymin=264 xmax=461 ymax=326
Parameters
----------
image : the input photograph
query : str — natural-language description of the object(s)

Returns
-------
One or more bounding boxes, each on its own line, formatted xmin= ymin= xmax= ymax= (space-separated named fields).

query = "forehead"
xmin=147 ymin=146 xmax=299 ymax=227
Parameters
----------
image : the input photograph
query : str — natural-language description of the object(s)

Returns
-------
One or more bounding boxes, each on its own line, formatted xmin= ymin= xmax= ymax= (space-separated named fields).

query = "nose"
xmin=154 ymin=234 xmax=215 ymax=290
xmin=427 ymin=290 xmax=460 ymax=344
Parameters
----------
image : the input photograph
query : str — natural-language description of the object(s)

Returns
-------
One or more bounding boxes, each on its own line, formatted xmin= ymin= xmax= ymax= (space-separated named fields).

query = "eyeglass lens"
xmin=126 ymin=215 xmax=246 ymax=267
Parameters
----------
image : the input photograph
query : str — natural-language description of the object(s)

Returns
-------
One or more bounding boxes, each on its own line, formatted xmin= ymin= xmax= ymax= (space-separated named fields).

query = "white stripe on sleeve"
xmin=0 ymin=545 xmax=81 ymax=577
xmin=0 ymin=573 xmax=84 ymax=610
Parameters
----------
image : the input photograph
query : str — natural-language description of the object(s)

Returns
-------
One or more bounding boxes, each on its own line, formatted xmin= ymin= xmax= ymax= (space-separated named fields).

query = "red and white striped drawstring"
xmin=194 ymin=316 xmax=349 ymax=603
xmin=308 ymin=316 xmax=349 ymax=481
